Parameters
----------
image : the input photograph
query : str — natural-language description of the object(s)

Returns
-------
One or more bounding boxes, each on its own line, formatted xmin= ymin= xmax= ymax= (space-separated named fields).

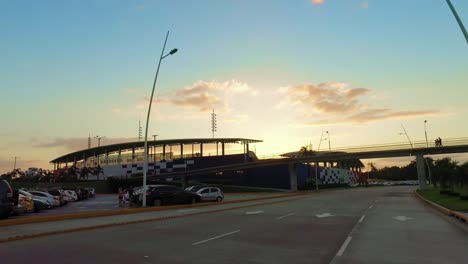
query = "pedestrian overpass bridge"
xmin=147 ymin=137 xmax=468 ymax=191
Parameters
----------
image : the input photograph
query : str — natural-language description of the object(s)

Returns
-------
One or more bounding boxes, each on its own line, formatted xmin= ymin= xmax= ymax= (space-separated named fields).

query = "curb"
xmin=0 ymin=194 xmax=307 ymax=243
xmin=414 ymin=191 xmax=468 ymax=224
xmin=0 ymin=192 xmax=305 ymax=227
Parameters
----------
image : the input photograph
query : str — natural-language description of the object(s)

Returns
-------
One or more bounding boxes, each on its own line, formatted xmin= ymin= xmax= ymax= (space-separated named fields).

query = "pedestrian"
xmin=118 ymin=187 xmax=123 ymax=207
xmin=438 ymin=137 xmax=443 ymax=147
xmin=128 ymin=186 xmax=134 ymax=207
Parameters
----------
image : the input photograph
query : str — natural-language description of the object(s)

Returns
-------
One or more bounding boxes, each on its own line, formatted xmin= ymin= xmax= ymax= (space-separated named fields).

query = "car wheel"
xmin=216 ymin=197 xmax=223 ymax=202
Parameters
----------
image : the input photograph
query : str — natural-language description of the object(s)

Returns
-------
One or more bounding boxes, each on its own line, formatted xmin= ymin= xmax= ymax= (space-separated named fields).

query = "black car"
xmin=0 ymin=180 xmax=14 ymax=219
xmin=146 ymin=185 xmax=201 ymax=206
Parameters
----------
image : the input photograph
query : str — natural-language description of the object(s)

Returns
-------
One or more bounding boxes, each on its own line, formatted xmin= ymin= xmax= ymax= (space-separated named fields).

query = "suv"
xmin=146 ymin=185 xmax=201 ymax=206
xmin=0 ymin=180 xmax=14 ymax=219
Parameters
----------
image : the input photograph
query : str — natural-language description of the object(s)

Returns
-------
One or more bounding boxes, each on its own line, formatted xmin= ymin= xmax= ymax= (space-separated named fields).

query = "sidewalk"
xmin=0 ymin=193 xmax=306 ymax=243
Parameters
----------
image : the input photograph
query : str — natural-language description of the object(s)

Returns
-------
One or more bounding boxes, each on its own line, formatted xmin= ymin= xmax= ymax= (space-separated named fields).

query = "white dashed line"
xmin=336 ymin=236 xmax=352 ymax=257
xmin=276 ymin=213 xmax=296 ymax=220
xmin=192 ymin=230 xmax=240 ymax=246
xmin=369 ymin=205 xmax=373 ymax=209
xmin=358 ymin=215 xmax=366 ymax=223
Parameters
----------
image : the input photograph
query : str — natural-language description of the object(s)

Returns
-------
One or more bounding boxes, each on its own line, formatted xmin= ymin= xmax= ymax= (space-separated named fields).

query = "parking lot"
xmin=7 ymin=192 xmax=287 ymax=220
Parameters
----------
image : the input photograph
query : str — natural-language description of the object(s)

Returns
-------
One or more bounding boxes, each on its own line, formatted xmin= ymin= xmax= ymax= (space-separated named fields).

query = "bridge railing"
xmin=323 ymin=137 xmax=468 ymax=154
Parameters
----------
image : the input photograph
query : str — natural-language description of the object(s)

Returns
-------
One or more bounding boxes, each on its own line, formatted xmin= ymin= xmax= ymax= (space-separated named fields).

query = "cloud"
xmin=112 ymin=108 xmax=121 ymax=113
xmin=32 ymin=137 xmax=140 ymax=152
xmin=361 ymin=0 xmax=369 ymax=9
xmin=156 ymin=80 xmax=257 ymax=112
xmin=279 ymin=82 xmax=436 ymax=124
xmin=311 ymin=0 xmax=325 ymax=5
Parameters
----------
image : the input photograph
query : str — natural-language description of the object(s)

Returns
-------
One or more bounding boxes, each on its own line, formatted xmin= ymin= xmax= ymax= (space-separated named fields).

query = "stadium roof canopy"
xmin=50 ymin=138 xmax=262 ymax=164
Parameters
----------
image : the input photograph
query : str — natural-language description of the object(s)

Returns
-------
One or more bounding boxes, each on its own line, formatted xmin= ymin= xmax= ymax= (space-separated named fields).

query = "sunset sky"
xmin=1 ymin=0 xmax=467 ymax=173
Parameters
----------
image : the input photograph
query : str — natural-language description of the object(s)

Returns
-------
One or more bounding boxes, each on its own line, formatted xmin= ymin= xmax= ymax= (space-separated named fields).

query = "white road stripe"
xmin=176 ymin=208 xmax=200 ymax=213
xmin=245 ymin=210 xmax=264 ymax=215
xmin=358 ymin=215 xmax=366 ymax=223
xmin=336 ymin=236 xmax=352 ymax=257
xmin=369 ymin=205 xmax=373 ymax=209
xmin=192 ymin=230 xmax=240 ymax=246
xmin=276 ymin=213 xmax=296 ymax=220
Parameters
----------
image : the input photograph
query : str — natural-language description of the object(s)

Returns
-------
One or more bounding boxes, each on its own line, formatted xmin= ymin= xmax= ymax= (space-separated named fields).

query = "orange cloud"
xmin=311 ymin=0 xmax=325 ymax=5
xmin=279 ymin=82 xmax=437 ymax=124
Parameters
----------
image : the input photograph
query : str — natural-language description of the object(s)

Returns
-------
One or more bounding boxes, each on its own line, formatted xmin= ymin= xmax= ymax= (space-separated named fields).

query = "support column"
xmin=416 ymin=155 xmax=428 ymax=190
xmin=222 ymin=142 xmax=225 ymax=156
xmin=180 ymin=143 xmax=183 ymax=159
xmin=163 ymin=144 xmax=166 ymax=160
xmin=200 ymin=143 xmax=203 ymax=157
xmin=118 ymin=148 xmax=121 ymax=165
xmin=288 ymin=163 xmax=298 ymax=191
xmin=132 ymin=147 xmax=135 ymax=164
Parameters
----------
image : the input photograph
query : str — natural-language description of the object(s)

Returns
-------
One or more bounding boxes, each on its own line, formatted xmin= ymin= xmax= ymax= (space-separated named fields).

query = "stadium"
xmin=50 ymin=137 xmax=367 ymax=190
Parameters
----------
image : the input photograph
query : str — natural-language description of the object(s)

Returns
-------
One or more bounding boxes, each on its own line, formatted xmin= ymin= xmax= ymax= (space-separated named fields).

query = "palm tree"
xmin=457 ymin=161 xmax=468 ymax=199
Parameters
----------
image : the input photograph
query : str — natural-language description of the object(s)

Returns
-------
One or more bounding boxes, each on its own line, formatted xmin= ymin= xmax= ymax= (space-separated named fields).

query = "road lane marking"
xmin=336 ymin=236 xmax=352 ymax=257
xmin=393 ymin=216 xmax=413 ymax=221
xmin=276 ymin=213 xmax=296 ymax=220
xmin=192 ymin=230 xmax=240 ymax=246
xmin=245 ymin=210 xmax=264 ymax=215
xmin=358 ymin=215 xmax=366 ymax=223
xmin=316 ymin=213 xmax=334 ymax=218
xmin=369 ymin=205 xmax=373 ymax=209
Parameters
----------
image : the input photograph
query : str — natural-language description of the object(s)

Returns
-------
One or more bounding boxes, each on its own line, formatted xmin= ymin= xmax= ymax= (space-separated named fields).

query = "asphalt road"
xmin=1 ymin=186 xmax=467 ymax=264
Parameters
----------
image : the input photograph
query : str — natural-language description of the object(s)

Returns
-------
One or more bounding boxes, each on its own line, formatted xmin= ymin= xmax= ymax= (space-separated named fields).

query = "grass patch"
xmin=417 ymin=187 xmax=468 ymax=212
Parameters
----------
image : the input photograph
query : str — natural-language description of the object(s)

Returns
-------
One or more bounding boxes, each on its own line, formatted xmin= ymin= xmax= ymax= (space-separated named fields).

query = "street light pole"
xmin=424 ymin=120 xmax=428 ymax=147
xmin=142 ymin=31 xmax=178 ymax=207
xmin=446 ymin=0 xmax=468 ymax=45
xmin=95 ymin=136 xmax=105 ymax=147
xmin=326 ymin=131 xmax=331 ymax=151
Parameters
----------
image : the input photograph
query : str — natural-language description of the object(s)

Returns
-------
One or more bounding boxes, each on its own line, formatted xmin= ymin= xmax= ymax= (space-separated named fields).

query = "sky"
xmin=1 ymin=0 xmax=467 ymax=173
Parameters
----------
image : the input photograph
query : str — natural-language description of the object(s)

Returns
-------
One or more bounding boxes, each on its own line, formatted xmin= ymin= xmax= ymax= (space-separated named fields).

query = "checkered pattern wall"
xmin=120 ymin=159 xmax=195 ymax=175
xmin=319 ymin=168 xmax=360 ymax=185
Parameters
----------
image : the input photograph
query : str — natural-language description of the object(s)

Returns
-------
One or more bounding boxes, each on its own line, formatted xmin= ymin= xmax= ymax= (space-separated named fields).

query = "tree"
xmin=457 ymin=161 xmax=468 ymax=199
xmin=433 ymin=158 xmax=457 ymax=192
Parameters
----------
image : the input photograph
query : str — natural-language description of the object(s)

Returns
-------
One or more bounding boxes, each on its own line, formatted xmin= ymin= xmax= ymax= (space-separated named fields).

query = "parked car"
xmin=18 ymin=194 xmax=35 ymax=213
xmin=145 ymin=185 xmax=201 ymax=206
xmin=86 ymin=188 xmax=96 ymax=198
xmin=196 ymin=187 xmax=224 ymax=202
xmin=28 ymin=191 xmax=60 ymax=207
xmin=47 ymin=189 xmax=67 ymax=205
xmin=63 ymin=190 xmax=78 ymax=201
xmin=19 ymin=189 xmax=52 ymax=210
xmin=185 ymin=185 xmax=204 ymax=192
xmin=0 ymin=180 xmax=14 ymax=219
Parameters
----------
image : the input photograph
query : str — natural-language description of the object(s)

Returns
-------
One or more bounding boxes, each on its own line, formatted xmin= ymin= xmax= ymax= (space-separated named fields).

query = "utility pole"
xmin=211 ymin=109 xmax=217 ymax=138
xmin=152 ymin=134 xmax=158 ymax=162
xmin=139 ymin=120 xmax=143 ymax=141
xmin=12 ymin=156 xmax=20 ymax=171
xmin=88 ymin=134 xmax=91 ymax=149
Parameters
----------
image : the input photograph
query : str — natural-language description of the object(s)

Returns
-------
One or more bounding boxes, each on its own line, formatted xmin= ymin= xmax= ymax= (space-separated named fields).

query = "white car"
xmin=28 ymin=191 xmax=60 ymax=207
xmin=58 ymin=190 xmax=75 ymax=202
xmin=196 ymin=187 xmax=224 ymax=202
xmin=63 ymin=190 xmax=78 ymax=201
xmin=19 ymin=189 xmax=52 ymax=208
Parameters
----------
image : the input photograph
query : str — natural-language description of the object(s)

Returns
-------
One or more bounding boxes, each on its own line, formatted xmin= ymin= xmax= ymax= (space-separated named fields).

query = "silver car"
xmin=196 ymin=187 xmax=224 ymax=202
